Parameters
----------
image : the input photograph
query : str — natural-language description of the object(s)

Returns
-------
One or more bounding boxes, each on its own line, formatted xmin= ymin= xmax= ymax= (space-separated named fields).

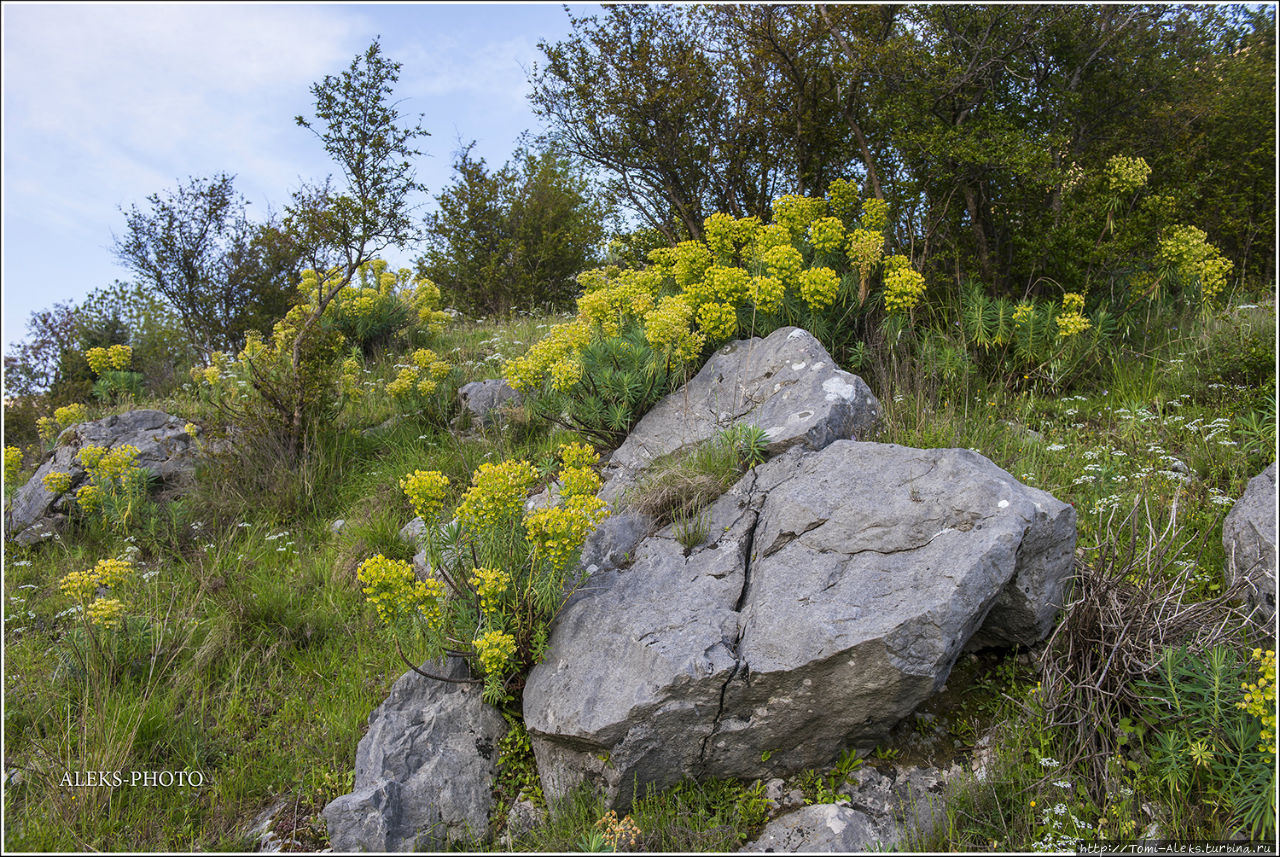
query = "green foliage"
xmin=623 ymin=425 xmax=767 ymax=528
xmin=360 ymin=443 xmax=608 ymax=704
xmin=114 ymin=174 xmax=304 ymax=355
xmin=1134 ymin=646 xmax=1276 ymax=838
xmin=418 ymin=143 xmax=607 ymax=316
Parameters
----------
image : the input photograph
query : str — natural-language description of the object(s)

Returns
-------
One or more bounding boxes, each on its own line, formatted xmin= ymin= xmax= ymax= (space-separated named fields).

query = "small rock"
xmin=399 ymin=517 xmax=426 ymax=546
xmin=739 ymin=804 xmax=881 ymax=853
xmin=330 ymin=519 xmax=346 ymax=534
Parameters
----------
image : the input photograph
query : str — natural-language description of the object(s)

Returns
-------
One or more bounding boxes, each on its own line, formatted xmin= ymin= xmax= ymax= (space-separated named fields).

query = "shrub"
xmin=358 ymin=442 xmax=608 ymax=704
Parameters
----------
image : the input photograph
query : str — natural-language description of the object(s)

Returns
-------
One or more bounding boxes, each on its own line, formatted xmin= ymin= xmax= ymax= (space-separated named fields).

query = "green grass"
xmin=3 ymin=297 xmax=1276 ymax=851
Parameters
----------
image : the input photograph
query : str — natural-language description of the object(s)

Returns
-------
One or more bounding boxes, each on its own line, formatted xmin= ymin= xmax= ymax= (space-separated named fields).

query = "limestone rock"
xmin=601 ymin=327 xmax=881 ymax=503
xmin=739 ymin=804 xmax=882 ymax=853
xmin=1223 ymin=462 xmax=1276 ymax=624
xmin=457 ymin=379 xmax=522 ymax=430
xmin=525 ymin=442 xmax=1074 ymax=808
xmin=322 ymin=658 xmax=507 ymax=852
xmin=5 ymin=409 xmax=197 ymax=546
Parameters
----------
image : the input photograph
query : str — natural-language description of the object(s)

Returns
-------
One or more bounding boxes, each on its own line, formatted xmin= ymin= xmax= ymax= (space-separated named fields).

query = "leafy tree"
xmin=237 ymin=37 xmax=429 ymax=453
xmin=113 ymin=173 xmax=302 ymax=356
xmin=417 ymin=142 xmax=606 ymax=316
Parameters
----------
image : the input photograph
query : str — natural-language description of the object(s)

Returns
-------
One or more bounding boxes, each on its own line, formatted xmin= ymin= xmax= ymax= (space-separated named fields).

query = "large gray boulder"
xmin=1223 ymin=462 xmax=1277 ymax=624
xmin=5 ymin=409 xmax=197 ymax=546
xmin=601 ymin=326 xmax=881 ymax=503
xmin=524 ymin=441 xmax=1075 ymax=809
xmin=323 ymin=658 xmax=507 ymax=852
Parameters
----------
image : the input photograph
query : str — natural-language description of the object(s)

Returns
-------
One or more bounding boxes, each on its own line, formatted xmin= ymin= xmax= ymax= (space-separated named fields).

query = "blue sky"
xmin=1 ymin=2 xmax=591 ymax=353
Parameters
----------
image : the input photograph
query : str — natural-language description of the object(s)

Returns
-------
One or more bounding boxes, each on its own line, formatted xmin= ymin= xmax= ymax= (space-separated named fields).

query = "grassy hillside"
xmin=3 ymin=295 xmax=1275 ymax=851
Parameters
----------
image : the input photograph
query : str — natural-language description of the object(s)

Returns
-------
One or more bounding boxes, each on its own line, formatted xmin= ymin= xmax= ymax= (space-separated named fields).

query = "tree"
xmin=247 ymin=37 xmax=429 ymax=452
xmin=113 ymin=173 xmax=301 ymax=355
xmin=418 ymin=143 xmax=606 ymax=316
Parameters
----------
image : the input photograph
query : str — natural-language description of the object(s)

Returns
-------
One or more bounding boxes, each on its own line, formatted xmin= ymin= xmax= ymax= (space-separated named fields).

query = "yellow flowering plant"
xmin=505 ymin=179 xmax=926 ymax=445
xmin=71 ymin=444 xmax=151 ymax=535
xmin=360 ymin=442 xmax=609 ymax=704
xmin=189 ymin=258 xmax=452 ymax=457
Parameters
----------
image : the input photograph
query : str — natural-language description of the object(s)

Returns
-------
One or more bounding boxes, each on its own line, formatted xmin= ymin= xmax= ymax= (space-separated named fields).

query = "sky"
xmin=1 ymin=1 xmax=591 ymax=354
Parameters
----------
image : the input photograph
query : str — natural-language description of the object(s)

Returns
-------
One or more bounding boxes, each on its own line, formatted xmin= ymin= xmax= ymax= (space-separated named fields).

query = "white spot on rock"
xmin=822 ymin=377 xmax=856 ymax=401
xmin=792 ymin=362 xmax=807 ymax=371
xmin=998 ymin=500 xmax=1009 ymax=508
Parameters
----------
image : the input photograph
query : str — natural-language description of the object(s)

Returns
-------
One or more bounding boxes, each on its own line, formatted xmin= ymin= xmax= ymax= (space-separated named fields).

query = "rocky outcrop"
xmin=600 ymin=326 xmax=881 ymax=503
xmin=1223 ymin=462 xmax=1277 ymax=624
xmin=322 ymin=658 xmax=507 ymax=852
xmin=5 ymin=410 xmax=197 ymax=546
xmin=524 ymin=441 xmax=1075 ymax=809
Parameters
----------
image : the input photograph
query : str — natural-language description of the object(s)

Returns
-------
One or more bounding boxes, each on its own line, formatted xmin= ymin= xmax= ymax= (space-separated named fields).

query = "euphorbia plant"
xmin=359 ymin=442 xmax=609 ymax=703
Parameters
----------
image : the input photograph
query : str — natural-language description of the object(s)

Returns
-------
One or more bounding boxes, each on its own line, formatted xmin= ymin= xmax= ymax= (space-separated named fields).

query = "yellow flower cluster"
xmin=826 ymin=178 xmax=860 ymax=223
xmin=357 ymin=554 xmax=445 ymax=624
xmin=798 ymin=267 xmax=841 ymax=311
xmin=772 ymin=194 xmax=830 ymax=241
xmin=340 ymin=357 xmax=363 ymax=400
xmin=558 ymin=441 xmax=599 ymax=470
xmin=1105 ymin=155 xmax=1151 ymax=195
xmin=882 ymin=255 xmax=927 ymax=314
xmin=704 ymin=213 xmax=761 ymax=263
xmin=643 ymin=295 xmax=704 ymax=363
xmin=846 ymin=228 xmax=884 ymax=277
xmin=386 ymin=349 xmax=452 ymax=399
xmin=763 ymin=244 xmax=804 ymax=287
xmin=807 ymin=216 xmax=846 ymax=253
xmin=54 ymin=403 xmax=88 ymax=428
xmin=401 ymin=469 xmax=451 ymax=522
xmin=79 ymin=444 xmax=141 ymax=484
xmin=474 ymin=629 xmax=517 ymax=676
xmin=560 ymin=464 xmax=602 ymax=500
xmin=1012 ymin=302 xmax=1034 ymax=325
xmin=686 ymin=265 xmax=750 ymax=310
xmin=671 ymin=241 xmax=714 ymax=289
xmin=750 ymin=275 xmax=786 ymax=315
xmin=4 ymin=446 xmax=21 ymax=477
xmin=576 ymin=268 xmax=660 ymax=336
xmin=456 ymin=459 xmax=539 ymax=531
xmin=525 ymin=494 xmax=609 ymax=571
xmin=36 ymin=417 xmax=59 ymax=443
xmin=1056 ymin=293 xmax=1092 ymax=338
xmin=42 ymin=470 xmax=72 ymax=494
xmin=85 ymin=344 xmax=132 ymax=374
xmin=60 ymin=557 xmax=133 ymax=604
xmin=86 ymin=597 xmax=127 ymax=629
xmin=504 ymin=320 xmax=591 ymax=392
xmin=696 ymin=301 xmax=738 ymax=342
xmin=469 ymin=566 xmax=510 ymax=615
xmin=1156 ymin=224 xmax=1233 ymax=301
xmin=1237 ymin=648 xmax=1276 ymax=762
xmin=859 ymin=198 xmax=889 ymax=233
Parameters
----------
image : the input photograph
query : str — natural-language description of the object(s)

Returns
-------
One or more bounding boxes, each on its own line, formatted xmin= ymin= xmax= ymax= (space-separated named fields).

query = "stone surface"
xmin=399 ymin=517 xmax=427 ymax=546
xmin=457 ymin=379 xmax=522 ymax=429
xmin=525 ymin=441 xmax=1074 ymax=808
xmin=1223 ymin=462 xmax=1276 ymax=623
xmin=739 ymin=804 xmax=882 ymax=853
xmin=502 ymin=794 xmax=546 ymax=844
xmin=5 ymin=409 xmax=198 ymax=546
xmin=323 ymin=658 xmax=507 ymax=852
xmin=600 ymin=326 xmax=881 ymax=503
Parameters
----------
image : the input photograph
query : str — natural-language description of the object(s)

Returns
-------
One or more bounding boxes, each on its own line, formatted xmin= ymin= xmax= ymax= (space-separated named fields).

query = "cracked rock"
xmin=323 ymin=658 xmax=507 ymax=851
xmin=524 ymin=441 xmax=1074 ymax=809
